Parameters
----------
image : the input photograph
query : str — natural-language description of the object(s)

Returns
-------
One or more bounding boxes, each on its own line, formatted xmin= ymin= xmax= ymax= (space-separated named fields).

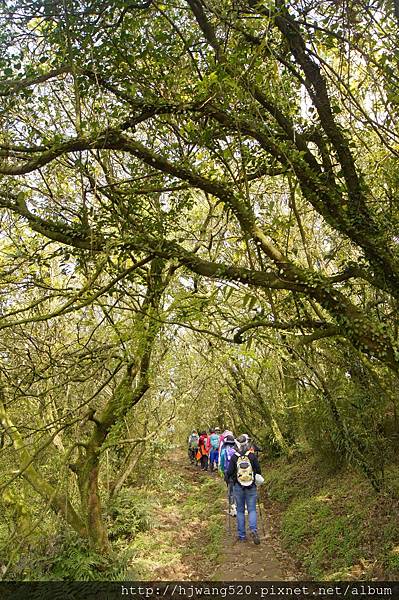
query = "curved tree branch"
xmin=233 ymin=318 xmax=335 ymax=343
xmin=0 ymin=67 xmax=70 ymax=97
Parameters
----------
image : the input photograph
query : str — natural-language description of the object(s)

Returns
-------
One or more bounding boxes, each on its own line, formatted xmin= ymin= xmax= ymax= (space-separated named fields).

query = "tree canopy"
xmin=1 ymin=0 xmax=399 ymax=567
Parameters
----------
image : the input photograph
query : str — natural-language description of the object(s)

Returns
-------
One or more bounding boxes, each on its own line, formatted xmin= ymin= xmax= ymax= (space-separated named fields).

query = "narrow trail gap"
xmin=150 ymin=449 xmax=300 ymax=581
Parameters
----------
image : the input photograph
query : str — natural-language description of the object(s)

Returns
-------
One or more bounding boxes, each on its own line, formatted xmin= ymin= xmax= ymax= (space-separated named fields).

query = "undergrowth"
xmin=1 ymin=452 xmax=227 ymax=580
xmin=126 ymin=465 xmax=225 ymax=579
xmin=264 ymin=454 xmax=399 ymax=580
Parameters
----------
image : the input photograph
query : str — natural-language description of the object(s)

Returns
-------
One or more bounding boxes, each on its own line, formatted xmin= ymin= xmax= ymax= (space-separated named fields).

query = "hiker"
xmin=188 ymin=429 xmax=199 ymax=464
xmin=218 ymin=429 xmax=234 ymax=478
xmin=226 ymin=434 xmax=262 ymax=544
xmin=219 ymin=429 xmax=233 ymax=453
xmin=209 ymin=427 xmax=221 ymax=472
xmin=198 ymin=430 xmax=210 ymax=471
xmin=219 ymin=433 xmax=237 ymax=517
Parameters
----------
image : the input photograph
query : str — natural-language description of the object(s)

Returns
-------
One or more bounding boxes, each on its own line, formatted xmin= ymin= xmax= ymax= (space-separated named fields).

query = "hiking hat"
xmin=221 ymin=429 xmax=233 ymax=438
xmin=215 ymin=427 xmax=221 ymax=431
xmin=224 ymin=434 xmax=235 ymax=445
xmin=235 ymin=434 xmax=250 ymax=453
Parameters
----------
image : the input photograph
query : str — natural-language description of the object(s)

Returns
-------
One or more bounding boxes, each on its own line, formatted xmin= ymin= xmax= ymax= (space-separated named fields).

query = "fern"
xmin=51 ymin=543 xmax=104 ymax=581
xmin=108 ymin=488 xmax=155 ymax=540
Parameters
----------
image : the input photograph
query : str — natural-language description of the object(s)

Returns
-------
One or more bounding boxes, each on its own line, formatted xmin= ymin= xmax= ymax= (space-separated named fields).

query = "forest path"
xmin=170 ymin=449 xmax=299 ymax=581
xmin=212 ymin=487 xmax=291 ymax=581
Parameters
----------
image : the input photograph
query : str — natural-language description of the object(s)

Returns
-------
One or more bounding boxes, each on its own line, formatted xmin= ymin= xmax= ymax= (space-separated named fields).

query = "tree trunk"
xmin=71 ymin=258 xmax=166 ymax=552
xmin=0 ymin=396 xmax=87 ymax=539
xmin=109 ymin=442 xmax=142 ymax=499
xmin=76 ymin=449 xmax=110 ymax=554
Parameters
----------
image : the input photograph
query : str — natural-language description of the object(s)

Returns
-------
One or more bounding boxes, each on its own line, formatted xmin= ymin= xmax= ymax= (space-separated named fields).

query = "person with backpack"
xmin=226 ymin=434 xmax=262 ymax=544
xmin=218 ymin=429 xmax=233 ymax=453
xmin=198 ymin=430 xmax=210 ymax=471
xmin=209 ymin=427 xmax=221 ymax=472
xmin=219 ymin=434 xmax=237 ymax=517
xmin=187 ymin=429 xmax=199 ymax=464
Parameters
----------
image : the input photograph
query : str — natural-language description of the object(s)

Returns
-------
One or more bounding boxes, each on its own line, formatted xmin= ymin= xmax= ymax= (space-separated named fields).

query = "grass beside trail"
xmin=264 ymin=454 xmax=399 ymax=580
xmin=124 ymin=464 xmax=226 ymax=580
xmin=7 ymin=452 xmax=226 ymax=580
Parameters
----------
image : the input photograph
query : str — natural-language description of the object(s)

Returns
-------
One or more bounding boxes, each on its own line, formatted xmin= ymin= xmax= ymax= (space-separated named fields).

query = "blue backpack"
xmin=210 ymin=433 xmax=220 ymax=449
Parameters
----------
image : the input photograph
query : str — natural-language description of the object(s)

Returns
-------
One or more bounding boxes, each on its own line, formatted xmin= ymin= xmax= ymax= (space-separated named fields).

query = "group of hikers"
xmin=187 ymin=428 xmax=263 ymax=545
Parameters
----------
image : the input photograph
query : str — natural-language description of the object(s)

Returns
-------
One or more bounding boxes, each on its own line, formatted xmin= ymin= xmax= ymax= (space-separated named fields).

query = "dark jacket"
xmin=226 ymin=450 xmax=261 ymax=488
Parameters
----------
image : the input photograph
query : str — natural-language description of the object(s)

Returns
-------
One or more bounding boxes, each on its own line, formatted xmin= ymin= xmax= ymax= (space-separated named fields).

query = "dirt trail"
xmin=212 ymin=481 xmax=296 ymax=581
xmin=175 ymin=451 xmax=298 ymax=581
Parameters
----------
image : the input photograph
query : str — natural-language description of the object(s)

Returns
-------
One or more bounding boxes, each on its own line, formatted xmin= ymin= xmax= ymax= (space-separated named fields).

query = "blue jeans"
xmin=234 ymin=484 xmax=257 ymax=539
xmin=209 ymin=448 xmax=219 ymax=468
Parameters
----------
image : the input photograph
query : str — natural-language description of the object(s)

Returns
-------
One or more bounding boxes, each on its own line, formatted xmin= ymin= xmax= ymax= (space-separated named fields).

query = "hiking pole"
xmin=227 ymin=488 xmax=231 ymax=534
xmin=257 ymin=496 xmax=266 ymax=537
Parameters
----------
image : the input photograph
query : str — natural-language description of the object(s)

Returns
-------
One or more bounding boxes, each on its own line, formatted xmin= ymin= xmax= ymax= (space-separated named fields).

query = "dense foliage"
xmin=0 ymin=0 xmax=399 ymax=577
